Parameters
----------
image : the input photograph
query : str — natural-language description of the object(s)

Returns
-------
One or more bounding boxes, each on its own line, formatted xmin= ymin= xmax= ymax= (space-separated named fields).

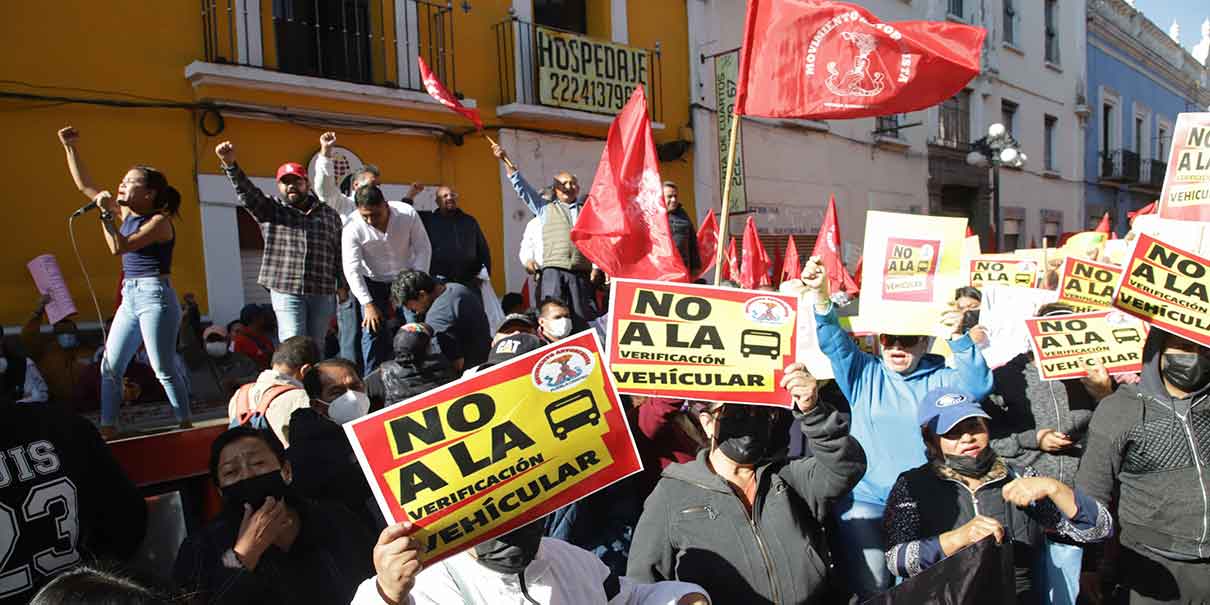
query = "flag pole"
xmin=713 ymin=111 xmax=741 ymax=286
xmin=485 ymin=135 xmax=517 ymax=172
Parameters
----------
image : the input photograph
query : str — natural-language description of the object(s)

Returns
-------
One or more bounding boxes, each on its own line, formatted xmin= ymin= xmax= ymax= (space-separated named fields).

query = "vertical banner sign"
xmin=968 ymin=256 xmax=1040 ymax=288
xmin=608 ymin=279 xmax=797 ymax=407
xmin=1159 ymin=112 xmax=1210 ymax=221
xmin=1112 ymin=234 xmax=1210 ymax=347
xmin=859 ymin=212 xmax=968 ymax=335
xmin=1025 ymin=310 xmax=1149 ymax=381
xmin=344 ymin=331 xmax=641 ymax=565
xmin=1056 ymin=257 xmax=1122 ymax=312
xmin=536 ymin=26 xmax=650 ymax=116
xmin=715 ymin=51 xmax=747 ymax=213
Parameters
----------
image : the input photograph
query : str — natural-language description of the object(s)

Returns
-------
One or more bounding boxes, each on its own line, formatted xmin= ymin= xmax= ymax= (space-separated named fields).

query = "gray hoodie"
xmin=1076 ymin=330 xmax=1210 ymax=560
xmin=626 ymin=401 xmax=866 ymax=604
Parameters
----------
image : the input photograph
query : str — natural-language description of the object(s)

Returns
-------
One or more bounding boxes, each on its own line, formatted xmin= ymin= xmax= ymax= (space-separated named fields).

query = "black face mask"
xmin=473 ymin=521 xmax=545 ymax=575
xmin=220 ymin=471 xmax=292 ymax=521
xmin=1162 ymin=352 xmax=1210 ymax=393
xmin=714 ymin=406 xmax=777 ymax=465
xmin=943 ymin=446 xmax=997 ymax=478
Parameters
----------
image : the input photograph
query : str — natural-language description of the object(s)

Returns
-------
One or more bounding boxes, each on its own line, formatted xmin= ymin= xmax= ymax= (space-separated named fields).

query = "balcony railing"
xmin=200 ymin=0 xmax=456 ymax=94
xmin=932 ymin=107 xmax=970 ymax=150
xmin=493 ymin=17 xmax=663 ymax=122
xmin=1100 ymin=149 xmax=1140 ymax=182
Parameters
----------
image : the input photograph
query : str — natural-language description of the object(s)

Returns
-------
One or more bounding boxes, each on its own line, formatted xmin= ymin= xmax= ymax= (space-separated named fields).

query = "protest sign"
xmin=858 ymin=211 xmax=967 ymax=335
xmin=1056 ymin=257 xmax=1122 ymax=312
xmin=608 ymin=278 xmax=798 ymax=407
xmin=1130 ymin=214 xmax=1208 ymax=258
xmin=968 ymin=256 xmax=1040 ymax=289
xmin=1113 ymin=234 xmax=1210 ymax=348
xmin=1159 ymin=113 xmax=1210 ymax=222
xmin=344 ymin=330 xmax=640 ymax=565
xmin=1025 ymin=310 xmax=1148 ymax=381
xmin=978 ymin=285 xmax=1059 ymax=369
xmin=714 ymin=50 xmax=747 ymax=213
xmin=27 ymin=254 xmax=77 ymax=324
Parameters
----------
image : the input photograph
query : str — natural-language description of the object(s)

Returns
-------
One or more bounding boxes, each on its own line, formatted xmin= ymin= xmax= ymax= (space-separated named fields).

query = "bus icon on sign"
xmin=545 ymin=389 xmax=601 ymax=440
xmin=1112 ymin=328 xmax=1141 ymax=344
xmin=740 ymin=329 xmax=781 ymax=359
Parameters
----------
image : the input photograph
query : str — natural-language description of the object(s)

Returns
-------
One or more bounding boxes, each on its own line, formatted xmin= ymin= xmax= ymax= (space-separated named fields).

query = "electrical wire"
xmin=66 ymin=215 xmax=109 ymax=353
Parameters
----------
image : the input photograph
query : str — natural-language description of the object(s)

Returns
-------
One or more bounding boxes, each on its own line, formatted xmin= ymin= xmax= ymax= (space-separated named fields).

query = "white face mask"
xmin=545 ymin=317 xmax=573 ymax=340
xmin=327 ymin=390 xmax=371 ymax=424
xmin=205 ymin=342 xmax=229 ymax=358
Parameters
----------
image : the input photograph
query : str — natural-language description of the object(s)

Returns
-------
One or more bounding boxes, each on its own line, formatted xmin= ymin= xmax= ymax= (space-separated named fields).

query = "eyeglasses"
xmin=879 ymin=334 xmax=923 ymax=348
xmin=555 ymin=179 xmax=578 ymax=189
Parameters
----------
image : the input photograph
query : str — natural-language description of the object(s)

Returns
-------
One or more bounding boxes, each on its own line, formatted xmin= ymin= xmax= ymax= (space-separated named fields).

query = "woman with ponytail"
xmin=58 ymin=126 xmax=191 ymax=439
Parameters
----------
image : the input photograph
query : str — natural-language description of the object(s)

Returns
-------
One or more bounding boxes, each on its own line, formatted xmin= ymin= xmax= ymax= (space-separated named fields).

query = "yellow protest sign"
xmin=1113 ymin=234 xmax=1210 ymax=347
xmin=345 ymin=331 xmax=640 ymax=564
xmin=1056 ymin=257 xmax=1122 ymax=312
xmin=1025 ymin=310 xmax=1148 ymax=381
xmin=608 ymin=279 xmax=798 ymax=407
xmin=968 ymin=256 xmax=1040 ymax=288
xmin=858 ymin=211 xmax=967 ymax=334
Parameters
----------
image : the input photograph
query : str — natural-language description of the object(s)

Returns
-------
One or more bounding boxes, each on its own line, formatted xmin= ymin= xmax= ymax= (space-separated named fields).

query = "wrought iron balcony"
xmin=1100 ymin=149 xmax=1140 ymax=183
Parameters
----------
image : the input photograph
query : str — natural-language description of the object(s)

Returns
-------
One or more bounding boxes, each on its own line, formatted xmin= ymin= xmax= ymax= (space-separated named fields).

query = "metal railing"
xmin=1100 ymin=149 xmax=1140 ymax=182
xmin=200 ymin=0 xmax=457 ymax=93
xmin=493 ymin=17 xmax=663 ymax=122
xmin=932 ymin=107 xmax=970 ymax=149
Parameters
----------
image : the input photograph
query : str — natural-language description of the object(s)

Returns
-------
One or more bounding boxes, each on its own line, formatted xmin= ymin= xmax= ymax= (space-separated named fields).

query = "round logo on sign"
xmin=1105 ymin=310 xmax=1131 ymax=325
xmin=801 ymin=10 xmax=911 ymax=106
xmin=744 ymin=296 xmax=791 ymax=326
xmin=532 ymin=346 xmax=594 ymax=392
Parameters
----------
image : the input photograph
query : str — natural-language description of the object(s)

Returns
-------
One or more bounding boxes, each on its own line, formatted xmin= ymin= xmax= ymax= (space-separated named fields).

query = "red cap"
xmin=276 ymin=162 xmax=307 ymax=182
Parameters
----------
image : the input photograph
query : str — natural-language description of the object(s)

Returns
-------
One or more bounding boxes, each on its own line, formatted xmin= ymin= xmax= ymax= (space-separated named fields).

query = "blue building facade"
xmin=1085 ymin=0 xmax=1209 ymax=234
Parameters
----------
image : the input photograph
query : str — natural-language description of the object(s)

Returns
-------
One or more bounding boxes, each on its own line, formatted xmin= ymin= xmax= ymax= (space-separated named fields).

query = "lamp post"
xmin=966 ymin=123 xmax=1026 ymax=251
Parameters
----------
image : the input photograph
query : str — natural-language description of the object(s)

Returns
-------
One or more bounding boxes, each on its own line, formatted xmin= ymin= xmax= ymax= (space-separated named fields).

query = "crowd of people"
xmin=0 ymin=125 xmax=1207 ymax=605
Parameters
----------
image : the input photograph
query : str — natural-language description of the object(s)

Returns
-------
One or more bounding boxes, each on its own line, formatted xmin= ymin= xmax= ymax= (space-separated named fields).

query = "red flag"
xmin=1128 ymin=201 xmax=1157 ymax=224
xmin=780 ymin=235 xmax=802 ymax=284
xmin=1093 ymin=212 xmax=1111 ymax=234
xmin=520 ymin=277 xmax=532 ymax=310
xmin=418 ymin=56 xmax=483 ymax=130
xmin=571 ymin=88 xmax=689 ymax=282
xmin=811 ymin=195 xmax=859 ymax=297
xmin=723 ymin=237 xmax=740 ymax=282
xmin=734 ymin=0 xmax=986 ymax=120
xmin=771 ymin=247 xmax=783 ymax=286
xmin=695 ymin=208 xmax=719 ymax=280
xmin=853 ymin=256 xmax=864 ymax=289
xmin=740 ymin=216 xmax=772 ymax=289
xmin=965 ymin=226 xmax=974 ymax=237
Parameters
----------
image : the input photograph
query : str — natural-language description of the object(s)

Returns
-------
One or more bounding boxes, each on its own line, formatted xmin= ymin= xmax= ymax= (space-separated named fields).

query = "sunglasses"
xmin=879 ymin=334 xmax=923 ymax=348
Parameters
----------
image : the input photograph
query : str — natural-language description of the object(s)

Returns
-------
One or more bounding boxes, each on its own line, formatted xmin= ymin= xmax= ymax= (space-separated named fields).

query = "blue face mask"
xmin=57 ymin=334 xmax=79 ymax=350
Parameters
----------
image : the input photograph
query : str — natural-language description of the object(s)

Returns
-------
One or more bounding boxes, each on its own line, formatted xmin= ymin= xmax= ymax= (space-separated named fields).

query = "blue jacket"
xmin=816 ymin=306 xmax=993 ymax=505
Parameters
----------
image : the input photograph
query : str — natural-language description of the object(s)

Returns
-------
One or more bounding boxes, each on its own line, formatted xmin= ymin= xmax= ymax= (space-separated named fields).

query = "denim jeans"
xmin=337 ymin=296 xmax=361 ymax=369
xmin=269 ymin=290 xmax=336 ymax=346
xmin=1034 ymin=537 xmax=1083 ymax=605
xmin=361 ymin=278 xmax=395 ymax=374
xmin=832 ymin=495 xmax=894 ymax=599
xmin=101 ymin=278 xmax=191 ymax=426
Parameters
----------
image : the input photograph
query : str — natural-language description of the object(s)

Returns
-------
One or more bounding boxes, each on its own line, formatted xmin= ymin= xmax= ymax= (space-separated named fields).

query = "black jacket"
xmin=365 ymin=355 xmax=459 ymax=407
xmin=173 ymin=498 xmax=375 ymax=605
xmin=667 ymin=207 xmax=700 ymax=275
xmin=1077 ymin=329 xmax=1210 ymax=560
xmin=626 ymin=401 xmax=866 ymax=605
xmin=420 ymin=209 xmax=491 ymax=284
xmin=286 ymin=409 xmax=382 ymax=531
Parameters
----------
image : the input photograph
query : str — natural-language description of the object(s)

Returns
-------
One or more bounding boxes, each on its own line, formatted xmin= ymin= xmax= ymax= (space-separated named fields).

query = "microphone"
xmin=71 ymin=201 xmax=99 ymax=218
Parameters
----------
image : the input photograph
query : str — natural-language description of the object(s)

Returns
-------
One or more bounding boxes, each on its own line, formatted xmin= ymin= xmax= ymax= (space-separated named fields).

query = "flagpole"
xmin=713 ymin=111 xmax=741 ymax=286
xmin=485 ymin=135 xmax=517 ymax=172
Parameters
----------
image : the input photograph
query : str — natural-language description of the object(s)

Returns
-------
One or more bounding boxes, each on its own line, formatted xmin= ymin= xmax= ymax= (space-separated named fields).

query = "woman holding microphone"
xmin=58 ymin=126 xmax=191 ymax=439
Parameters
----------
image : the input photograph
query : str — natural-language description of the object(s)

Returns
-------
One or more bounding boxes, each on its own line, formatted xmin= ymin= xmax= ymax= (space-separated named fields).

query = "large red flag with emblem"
xmin=811 ymin=195 xmax=859 ymax=297
xmin=695 ymin=208 xmax=719 ymax=281
xmin=740 ymin=216 xmax=772 ymax=289
xmin=571 ymin=88 xmax=689 ymax=282
xmin=419 ymin=56 xmax=483 ymax=130
xmin=780 ymin=236 xmax=802 ymax=284
xmin=723 ymin=237 xmax=740 ymax=282
xmin=735 ymin=0 xmax=986 ymax=120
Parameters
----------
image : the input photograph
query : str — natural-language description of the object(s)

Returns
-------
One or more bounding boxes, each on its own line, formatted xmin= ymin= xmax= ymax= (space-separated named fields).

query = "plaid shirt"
xmin=224 ymin=163 xmax=342 ymax=295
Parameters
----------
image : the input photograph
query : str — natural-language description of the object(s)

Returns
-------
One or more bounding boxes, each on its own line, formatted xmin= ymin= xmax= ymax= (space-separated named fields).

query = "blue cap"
xmin=917 ymin=388 xmax=989 ymax=435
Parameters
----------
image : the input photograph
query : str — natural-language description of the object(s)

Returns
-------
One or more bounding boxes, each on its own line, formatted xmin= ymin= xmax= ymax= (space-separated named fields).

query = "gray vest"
xmin=541 ymin=202 xmax=590 ymax=272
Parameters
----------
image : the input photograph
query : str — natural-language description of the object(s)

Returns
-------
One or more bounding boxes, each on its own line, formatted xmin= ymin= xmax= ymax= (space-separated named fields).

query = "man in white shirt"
xmin=342 ymin=185 xmax=431 ymax=373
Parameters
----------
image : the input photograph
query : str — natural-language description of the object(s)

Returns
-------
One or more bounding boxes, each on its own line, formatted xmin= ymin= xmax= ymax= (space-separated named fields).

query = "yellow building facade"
xmin=0 ymin=0 xmax=693 ymax=328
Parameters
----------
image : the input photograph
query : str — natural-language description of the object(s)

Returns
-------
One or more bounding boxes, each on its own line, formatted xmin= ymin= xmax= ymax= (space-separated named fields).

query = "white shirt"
xmin=16 ymin=359 xmax=48 ymax=403
xmin=519 ymin=216 xmax=544 ymax=268
xmin=350 ymin=538 xmax=709 ymax=605
xmin=313 ymin=154 xmax=360 ymax=225
xmin=342 ymin=202 xmax=432 ymax=305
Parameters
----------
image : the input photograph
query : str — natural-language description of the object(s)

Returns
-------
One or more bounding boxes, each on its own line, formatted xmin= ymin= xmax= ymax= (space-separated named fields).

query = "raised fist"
xmin=215 ymin=141 xmax=236 ymax=165
xmin=58 ymin=126 xmax=80 ymax=147
xmin=319 ymin=132 xmax=336 ymax=156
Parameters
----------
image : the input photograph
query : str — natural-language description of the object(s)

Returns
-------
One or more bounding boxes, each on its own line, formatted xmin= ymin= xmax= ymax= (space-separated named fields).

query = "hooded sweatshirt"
xmin=1077 ymin=329 xmax=1210 ymax=560
xmin=814 ymin=305 xmax=993 ymax=505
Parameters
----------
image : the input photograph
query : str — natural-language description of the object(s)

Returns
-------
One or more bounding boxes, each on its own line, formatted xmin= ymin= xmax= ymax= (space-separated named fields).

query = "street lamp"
xmin=966 ymin=123 xmax=1026 ymax=251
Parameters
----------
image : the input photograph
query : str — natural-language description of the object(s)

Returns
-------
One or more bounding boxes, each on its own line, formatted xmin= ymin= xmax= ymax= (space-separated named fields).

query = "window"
xmin=1044 ymin=0 xmax=1060 ymax=64
xmin=1003 ymin=0 xmax=1017 ymax=45
xmin=274 ymin=0 xmax=373 ymax=83
xmin=1001 ymin=100 xmax=1018 ymax=136
xmin=1044 ymin=115 xmax=1057 ymax=171
xmin=1134 ymin=116 xmax=1144 ymax=157
xmin=1043 ymin=219 xmax=1061 ymax=241
xmin=534 ymin=0 xmax=587 ymax=33
xmin=1101 ymin=102 xmax=1115 ymax=153
xmin=1003 ymin=218 xmax=1022 ymax=251
xmin=876 ymin=114 xmax=901 ymax=134
xmin=1158 ymin=123 xmax=1169 ymax=161
xmin=948 ymin=0 xmax=964 ymax=19
xmin=937 ymin=92 xmax=970 ymax=147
